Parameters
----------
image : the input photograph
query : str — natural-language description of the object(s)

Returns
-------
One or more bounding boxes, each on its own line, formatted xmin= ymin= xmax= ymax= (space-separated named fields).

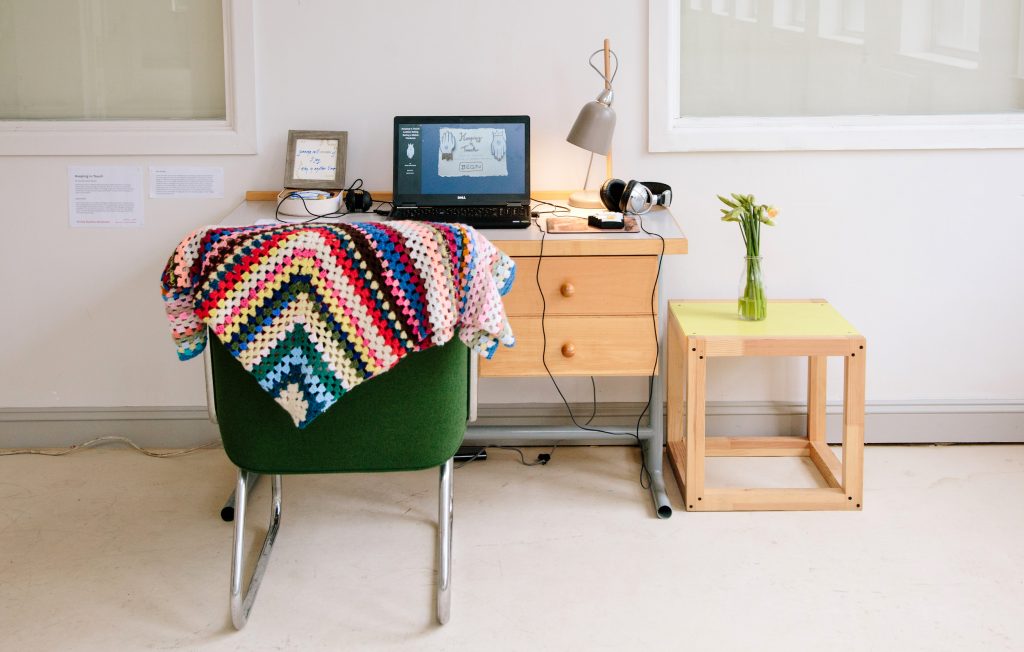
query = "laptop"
xmin=391 ymin=115 xmax=531 ymax=229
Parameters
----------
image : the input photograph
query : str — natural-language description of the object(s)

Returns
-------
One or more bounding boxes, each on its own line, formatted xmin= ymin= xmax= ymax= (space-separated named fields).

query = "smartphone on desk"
xmin=587 ymin=211 xmax=626 ymax=230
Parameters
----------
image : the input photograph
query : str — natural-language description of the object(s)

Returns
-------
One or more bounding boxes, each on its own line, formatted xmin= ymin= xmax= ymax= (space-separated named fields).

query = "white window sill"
xmin=0 ymin=120 xmax=257 ymax=156
xmin=901 ymin=50 xmax=979 ymax=71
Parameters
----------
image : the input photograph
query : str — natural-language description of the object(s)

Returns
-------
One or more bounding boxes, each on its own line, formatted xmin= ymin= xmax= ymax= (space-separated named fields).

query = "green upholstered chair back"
xmin=209 ymin=337 xmax=469 ymax=475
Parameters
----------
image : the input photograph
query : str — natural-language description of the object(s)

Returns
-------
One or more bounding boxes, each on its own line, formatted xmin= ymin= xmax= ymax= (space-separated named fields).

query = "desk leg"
xmin=644 ymin=291 xmax=672 ymax=519
xmin=645 ymin=367 xmax=672 ymax=519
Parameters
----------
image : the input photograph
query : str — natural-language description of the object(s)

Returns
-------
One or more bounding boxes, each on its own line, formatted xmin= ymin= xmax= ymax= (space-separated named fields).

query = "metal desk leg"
xmin=644 ymin=271 xmax=672 ymax=519
xmin=645 ymin=362 xmax=673 ymax=519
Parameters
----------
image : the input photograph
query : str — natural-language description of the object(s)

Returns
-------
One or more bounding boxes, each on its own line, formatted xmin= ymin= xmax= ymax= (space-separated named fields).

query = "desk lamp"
xmin=566 ymin=38 xmax=618 ymax=209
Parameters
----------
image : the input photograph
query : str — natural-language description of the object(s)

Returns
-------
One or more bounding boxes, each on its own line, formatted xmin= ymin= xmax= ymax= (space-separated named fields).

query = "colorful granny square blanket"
xmin=161 ymin=221 xmax=515 ymax=427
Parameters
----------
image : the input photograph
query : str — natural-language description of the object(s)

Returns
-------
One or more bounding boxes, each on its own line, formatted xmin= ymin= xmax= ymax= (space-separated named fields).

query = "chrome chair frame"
xmin=229 ymin=459 xmax=455 ymax=629
xmin=208 ymin=346 xmax=470 ymax=629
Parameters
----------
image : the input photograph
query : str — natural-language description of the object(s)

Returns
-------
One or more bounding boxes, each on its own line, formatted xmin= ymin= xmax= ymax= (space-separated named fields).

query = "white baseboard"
xmin=1 ymin=400 xmax=1021 ymax=449
xmin=0 ymin=407 xmax=219 ymax=449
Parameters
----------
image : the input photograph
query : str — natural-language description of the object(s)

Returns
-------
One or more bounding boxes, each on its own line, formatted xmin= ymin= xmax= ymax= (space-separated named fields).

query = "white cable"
xmin=0 ymin=435 xmax=221 ymax=458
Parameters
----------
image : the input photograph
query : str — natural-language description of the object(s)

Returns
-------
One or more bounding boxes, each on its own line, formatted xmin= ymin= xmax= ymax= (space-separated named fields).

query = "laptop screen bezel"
xmin=392 ymin=115 xmax=530 ymax=207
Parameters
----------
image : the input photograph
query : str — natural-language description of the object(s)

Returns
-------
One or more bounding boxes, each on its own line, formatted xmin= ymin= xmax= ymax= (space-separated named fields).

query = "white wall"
xmin=1 ymin=0 xmax=1022 ymax=437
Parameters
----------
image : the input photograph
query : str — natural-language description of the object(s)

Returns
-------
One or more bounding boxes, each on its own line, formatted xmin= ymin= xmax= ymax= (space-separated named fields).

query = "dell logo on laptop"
xmin=457 ymin=195 xmax=467 ymax=200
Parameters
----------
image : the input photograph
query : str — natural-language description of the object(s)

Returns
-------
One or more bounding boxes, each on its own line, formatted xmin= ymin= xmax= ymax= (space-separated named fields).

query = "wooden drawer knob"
xmin=561 ymin=342 xmax=576 ymax=358
xmin=560 ymin=282 xmax=575 ymax=298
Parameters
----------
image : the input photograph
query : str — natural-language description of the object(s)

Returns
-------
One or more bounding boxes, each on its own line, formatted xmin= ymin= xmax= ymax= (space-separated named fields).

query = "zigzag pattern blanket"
xmin=161 ymin=221 xmax=515 ymax=427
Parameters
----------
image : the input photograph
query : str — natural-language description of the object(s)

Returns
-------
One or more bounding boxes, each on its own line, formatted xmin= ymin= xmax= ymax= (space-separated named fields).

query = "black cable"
xmin=274 ymin=191 xmax=350 ymax=224
xmin=584 ymin=376 xmax=598 ymax=426
xmin=535 ymin=221 xmax=642 ymax=443
xmin=493 ymin=445 xmax=559 ymax=467
xmin=533 ymin=211 xmax=666 ymax=489
xmin=453 ymin=447 xmax=488 ymax=469
xmin=529 ymin=198 xmax=573 ymax=217
xmin=453 ymin=444 xmax=560 ymax=468
xmin=274 ymin=178 xmax=372 ymax=224
xmin=632 ymin=213 xmax=667 ymax=490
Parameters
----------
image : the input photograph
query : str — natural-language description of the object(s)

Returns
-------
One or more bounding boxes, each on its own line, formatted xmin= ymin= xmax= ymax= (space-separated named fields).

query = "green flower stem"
xmin=739 ymin=256 xmax=766 ymax=321
xmin=719 ymin=193 xmax=773 ymax=321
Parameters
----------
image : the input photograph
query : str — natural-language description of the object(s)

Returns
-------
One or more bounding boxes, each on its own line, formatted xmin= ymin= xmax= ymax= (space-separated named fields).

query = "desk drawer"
xmin=502 ymin=256 xmax=657 ymax=316
xmin=480 ymin=315 xmax=658 ymax=377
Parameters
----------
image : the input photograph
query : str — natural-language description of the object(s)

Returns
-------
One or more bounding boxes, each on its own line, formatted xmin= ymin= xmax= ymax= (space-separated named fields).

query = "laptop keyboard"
xmin=391 ymin=205 xmax=531 ymax=229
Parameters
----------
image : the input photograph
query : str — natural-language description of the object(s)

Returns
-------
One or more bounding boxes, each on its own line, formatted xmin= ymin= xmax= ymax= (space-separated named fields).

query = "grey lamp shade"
xmin=566 ymin=100 xmax=616 ymax=155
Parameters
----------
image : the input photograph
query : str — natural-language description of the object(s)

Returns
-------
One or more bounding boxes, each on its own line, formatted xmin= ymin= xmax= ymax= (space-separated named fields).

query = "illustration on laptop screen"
xmin=394 ymin=116 xmax=529 ymax=205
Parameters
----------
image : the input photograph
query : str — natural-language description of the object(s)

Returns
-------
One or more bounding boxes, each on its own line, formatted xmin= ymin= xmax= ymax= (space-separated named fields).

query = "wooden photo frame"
xmin=283 ymin=130 xmax=348 ymax=190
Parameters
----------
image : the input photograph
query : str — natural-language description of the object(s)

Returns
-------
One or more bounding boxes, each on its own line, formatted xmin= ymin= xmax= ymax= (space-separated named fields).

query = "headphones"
xmin=343 ymin=178 xmax=373 ymax=213
xmin=599 ymin=179 xmax=673 ymax=215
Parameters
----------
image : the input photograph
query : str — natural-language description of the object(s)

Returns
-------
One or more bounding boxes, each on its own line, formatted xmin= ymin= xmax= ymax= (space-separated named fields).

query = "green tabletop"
xmin=670 ymin=300 xmax=859 ymax=338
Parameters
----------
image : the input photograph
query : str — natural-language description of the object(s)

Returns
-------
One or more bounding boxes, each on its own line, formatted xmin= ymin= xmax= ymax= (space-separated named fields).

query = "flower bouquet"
xmin=718 ymin=193 xmax=777 ymax=321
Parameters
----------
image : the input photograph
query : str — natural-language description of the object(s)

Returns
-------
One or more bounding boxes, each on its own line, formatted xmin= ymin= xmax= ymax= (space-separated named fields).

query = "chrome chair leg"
xmin=437 ymin=457 xmax=454 ymax=624
xmin=230 ymin=469 xmax=282 ymax=630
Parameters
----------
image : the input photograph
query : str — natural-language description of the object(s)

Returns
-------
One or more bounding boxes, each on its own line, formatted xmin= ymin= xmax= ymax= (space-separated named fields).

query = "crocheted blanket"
xmin=161 ymin=221 xmax=515 ymax=427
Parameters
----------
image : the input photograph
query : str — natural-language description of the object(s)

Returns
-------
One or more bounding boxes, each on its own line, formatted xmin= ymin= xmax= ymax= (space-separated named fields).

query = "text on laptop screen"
xmin=396 ymin=121 xmax=527 ymax=200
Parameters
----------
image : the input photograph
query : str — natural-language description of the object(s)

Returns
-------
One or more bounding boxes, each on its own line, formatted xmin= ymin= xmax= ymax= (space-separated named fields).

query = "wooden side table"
xmin=666 ymin=300 xmax=866 ymax=511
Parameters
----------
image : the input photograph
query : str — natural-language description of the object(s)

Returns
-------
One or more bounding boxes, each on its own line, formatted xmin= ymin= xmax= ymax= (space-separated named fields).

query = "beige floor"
xmin=0 ymin=444 xmax=1022 ymax=651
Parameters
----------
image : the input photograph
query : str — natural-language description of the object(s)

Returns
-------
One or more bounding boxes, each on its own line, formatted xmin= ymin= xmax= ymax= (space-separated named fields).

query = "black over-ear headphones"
xmin=343 ymin=178 xmax=373 ymax=213
xmin=599 ymin=179 xmax=673 ymax=215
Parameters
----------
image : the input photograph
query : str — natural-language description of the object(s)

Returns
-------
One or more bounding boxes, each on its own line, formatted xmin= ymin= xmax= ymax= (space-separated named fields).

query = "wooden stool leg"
xmin=842 ymin=339 xmax=866 ymax=508
xmin=667 ymin=322 xmax=684 ymax=445
xmin=807 ymin=356 xmax=827 ymax=442
xmin=684 ymin=339 xmax=707 ymax=510
xmin=665 ymin=321 xmax=688 ymax=501
xmin=808 ymin=355 xmax=842 ymax=489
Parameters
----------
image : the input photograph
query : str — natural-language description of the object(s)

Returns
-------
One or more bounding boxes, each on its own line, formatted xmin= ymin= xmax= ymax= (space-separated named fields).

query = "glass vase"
xmin=738 ymin=256 xmax=767 ymax=321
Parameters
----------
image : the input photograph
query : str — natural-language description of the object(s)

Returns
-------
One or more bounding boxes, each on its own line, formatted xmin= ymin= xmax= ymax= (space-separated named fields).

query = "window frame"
xmin=0 ymin=0 xmax=256 ymax=156
xmin=648 ymin=0 xmax=1024 ymax=152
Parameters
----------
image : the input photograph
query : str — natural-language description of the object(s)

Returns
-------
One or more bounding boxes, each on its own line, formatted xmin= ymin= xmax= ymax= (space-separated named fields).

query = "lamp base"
xmin=568 ymin=189 xmax=606 ymax=209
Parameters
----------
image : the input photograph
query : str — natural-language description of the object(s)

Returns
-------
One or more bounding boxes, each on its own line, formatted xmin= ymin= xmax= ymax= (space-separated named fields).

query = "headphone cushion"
xmin=619 ymin=180 xmax=635 ymax=213
xmin=599 ymin=178 xmax=626 ymax=212
xmin=618 ymin=180 xmax=651 ymax=213
xmin=345 ymin=189 xmax=373 ymax=212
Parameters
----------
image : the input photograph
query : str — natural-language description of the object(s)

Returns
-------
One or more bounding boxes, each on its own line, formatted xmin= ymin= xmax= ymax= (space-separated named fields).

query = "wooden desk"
xmin=481 ymin=210 xmax=685 ymax=380
xmin=220 ymin=197 xmax=688 ymax=518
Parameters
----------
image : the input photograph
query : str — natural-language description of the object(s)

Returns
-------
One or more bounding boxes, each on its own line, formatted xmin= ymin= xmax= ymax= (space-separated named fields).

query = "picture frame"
xmin=283 ymin=130 xmax=348 ymax=190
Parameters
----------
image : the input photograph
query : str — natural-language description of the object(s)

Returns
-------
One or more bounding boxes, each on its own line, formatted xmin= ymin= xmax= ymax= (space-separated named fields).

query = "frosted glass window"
xmin=820 ymin=0 xmax=865 ymax=43
xmin=931 ymin=0 xmax=980 ymax=53
xmin=843 ymin=0 xmax=866 ymax=33
xmin=0 ymin=0 xmax=226 ymax=120
xmin=773 ymin=0 xmax=808 ymax=31
xmin=735 ymin=0 xmax=758 ymax=21
xmin=679 ymin=0 xmax=1024 ymax=117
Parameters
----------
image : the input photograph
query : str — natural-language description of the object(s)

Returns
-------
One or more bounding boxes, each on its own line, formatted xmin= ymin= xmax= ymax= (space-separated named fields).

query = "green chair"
xmin=207 ymin=335 xmax=470 ymax=628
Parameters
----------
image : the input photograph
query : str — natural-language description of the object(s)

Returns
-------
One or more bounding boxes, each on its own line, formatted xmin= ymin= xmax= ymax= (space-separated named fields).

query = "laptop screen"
xmin=393 ymin=115 xmax=530 ymax=206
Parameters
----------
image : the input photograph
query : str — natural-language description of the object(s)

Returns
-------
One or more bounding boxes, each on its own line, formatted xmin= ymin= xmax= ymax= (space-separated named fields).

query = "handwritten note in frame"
xmin=284 ymin=130 xmax=348 ymax=190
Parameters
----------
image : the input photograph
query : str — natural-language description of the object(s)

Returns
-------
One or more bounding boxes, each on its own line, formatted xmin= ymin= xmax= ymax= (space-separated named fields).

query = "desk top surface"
xmin=219 ymin=200 xmax=687 ymax=257
xmin=670 ymin=300 xmax=861 ymax=338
